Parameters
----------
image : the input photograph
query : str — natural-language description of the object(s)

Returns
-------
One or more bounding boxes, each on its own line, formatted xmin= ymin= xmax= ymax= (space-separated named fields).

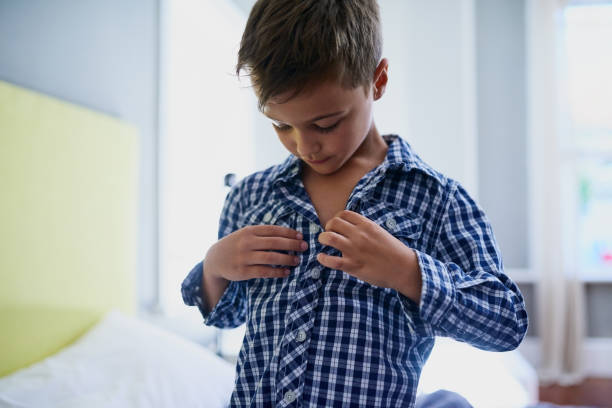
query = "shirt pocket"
xmin=236 ymin=200 xmax=296 ymax=265
xmin=237 ymin=200 xmax=295 ymax=230
xmin=329 ymin=201 xmax=424 ymax=293
xmin=236 ymin=201 xmax=297 ymax=304
xmin=359 ymin=200 xmax=423 ymax=248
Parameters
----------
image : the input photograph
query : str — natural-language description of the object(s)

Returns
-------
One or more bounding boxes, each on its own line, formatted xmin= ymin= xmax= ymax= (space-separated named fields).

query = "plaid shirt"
xmin=181 ymin=134 xmax=528 ymax=407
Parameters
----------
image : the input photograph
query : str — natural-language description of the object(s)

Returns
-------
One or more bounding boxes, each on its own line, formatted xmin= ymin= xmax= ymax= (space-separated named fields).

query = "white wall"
xmin=375 ymin=0 xmax=479 ymax=199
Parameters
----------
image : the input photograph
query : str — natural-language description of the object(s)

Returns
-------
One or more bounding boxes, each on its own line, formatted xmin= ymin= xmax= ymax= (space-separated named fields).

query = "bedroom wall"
xmin=0 ymin=0 xmax=160 ymax=312
xmin=474 ymin=0 xmax=537 ymax=335
xmin=476 ymin=0 xmax=529 ymax=272
xmin=375 ymin=0 xmax=479 ymax=199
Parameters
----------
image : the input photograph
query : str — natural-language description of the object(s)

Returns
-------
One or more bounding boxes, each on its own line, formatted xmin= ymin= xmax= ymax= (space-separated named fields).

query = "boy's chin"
xmin=307 ymin=165 xmax=344 ymax=178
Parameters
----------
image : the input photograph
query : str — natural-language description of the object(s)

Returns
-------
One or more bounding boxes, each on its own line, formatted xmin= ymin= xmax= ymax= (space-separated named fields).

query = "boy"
xmin=182 ymin=0 xmax=528 ymax=406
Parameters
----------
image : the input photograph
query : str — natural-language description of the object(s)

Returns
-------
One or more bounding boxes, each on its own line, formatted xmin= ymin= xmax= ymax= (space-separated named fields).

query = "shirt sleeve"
xmin=180 ymin=182 xmax=247 ymax=328
xmin=398 ymin=181 xmax=529 ymax=351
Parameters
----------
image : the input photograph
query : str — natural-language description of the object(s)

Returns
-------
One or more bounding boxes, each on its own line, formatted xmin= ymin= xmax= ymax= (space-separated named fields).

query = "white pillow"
xmin=0 ymin=309 xmax=236 ymax=408
xmin=416 ymin=336 xmax=538 ymax=408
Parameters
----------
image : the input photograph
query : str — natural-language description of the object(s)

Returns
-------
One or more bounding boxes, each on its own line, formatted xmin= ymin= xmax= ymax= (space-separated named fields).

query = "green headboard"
xmin=0 ymin=80 xmax=139 ymax=377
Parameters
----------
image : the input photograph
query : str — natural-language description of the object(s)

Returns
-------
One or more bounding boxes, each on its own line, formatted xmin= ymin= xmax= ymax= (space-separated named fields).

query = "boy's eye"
xmin=314 ymin=121 xmax=340 ymax=133
xmin=272 ymin=123 xmax=292 ymax=132
xmin=271 ymin=120 xmax=341 ymax=133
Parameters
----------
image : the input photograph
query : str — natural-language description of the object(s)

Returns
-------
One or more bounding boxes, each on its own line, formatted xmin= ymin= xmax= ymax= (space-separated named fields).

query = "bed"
xmin=0 ymin=79 xmax=540 ymax=408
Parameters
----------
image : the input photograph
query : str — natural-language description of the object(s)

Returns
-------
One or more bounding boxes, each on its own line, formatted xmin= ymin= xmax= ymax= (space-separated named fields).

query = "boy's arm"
xmin=398 ymin=182 xmax=528 ymax=351
xmin=201 ymin=256 xmax=231 ymax=312
xmin=180 ymin=183 xmax=247 ymax=329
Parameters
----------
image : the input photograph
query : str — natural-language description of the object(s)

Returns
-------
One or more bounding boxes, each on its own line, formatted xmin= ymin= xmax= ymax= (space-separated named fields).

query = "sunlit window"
xmin=563 ymin=3 xmax=612 ymax=278
xmin=160 ymin=0 xmax=256 ymax=322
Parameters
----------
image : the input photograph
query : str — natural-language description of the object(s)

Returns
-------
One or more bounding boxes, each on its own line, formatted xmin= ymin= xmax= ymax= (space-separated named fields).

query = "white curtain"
xmin=526 ymin=0 xmax=586 ymax=385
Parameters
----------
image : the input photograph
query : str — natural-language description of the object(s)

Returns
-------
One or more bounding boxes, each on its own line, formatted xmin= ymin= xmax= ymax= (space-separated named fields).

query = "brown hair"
xmin=236 ymin=0 xmax=382 ymax=111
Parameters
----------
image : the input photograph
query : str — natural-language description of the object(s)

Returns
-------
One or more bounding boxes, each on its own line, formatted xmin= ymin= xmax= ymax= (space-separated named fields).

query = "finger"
xmin=250 ymin=225 xmax=302 ymax=239
xmin=318 ymin=230 xmax=351 ymax=253
xmin=323 ymin=216 xmax=354 ymax=237
xmin=251 ymin=236 xmax=308 ymax=252
xmin=245 ymin=265 xmax=291 ymax=279
xmin=335 ymin=209 xmax=367 ymax=226
xmin=249 ymin=250 xmax=301 ymax=267
xmin=316 ymin=252 xmax=354 ymax=271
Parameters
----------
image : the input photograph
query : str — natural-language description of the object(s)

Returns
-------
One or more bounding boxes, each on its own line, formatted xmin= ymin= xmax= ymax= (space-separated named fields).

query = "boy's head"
xmin=236 ymin=0 xmax=383 ymax=112
xmin=237 ymin=0 xmax=389 ymax=176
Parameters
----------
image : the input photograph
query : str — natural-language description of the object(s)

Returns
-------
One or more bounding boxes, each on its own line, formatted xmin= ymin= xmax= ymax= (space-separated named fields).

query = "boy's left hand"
xmin=316 ymin=210 xmax=422 ymax=302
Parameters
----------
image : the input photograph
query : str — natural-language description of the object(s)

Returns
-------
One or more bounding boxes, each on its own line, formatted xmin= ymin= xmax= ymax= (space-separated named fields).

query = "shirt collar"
xmin=270 ymin=134 xmax=426 ymax=186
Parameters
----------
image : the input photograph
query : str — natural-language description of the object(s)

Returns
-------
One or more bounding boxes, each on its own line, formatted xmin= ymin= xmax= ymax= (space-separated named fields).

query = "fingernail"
xmin=296 ymin=232 xmax=303 ymax=239
xmin=301 ymin=241 xmax=308 ymax=250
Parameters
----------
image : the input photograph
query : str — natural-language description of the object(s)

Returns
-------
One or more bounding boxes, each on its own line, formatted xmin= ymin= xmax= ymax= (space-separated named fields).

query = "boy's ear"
xmin=372 ymin=58 xmax=389 ymax=101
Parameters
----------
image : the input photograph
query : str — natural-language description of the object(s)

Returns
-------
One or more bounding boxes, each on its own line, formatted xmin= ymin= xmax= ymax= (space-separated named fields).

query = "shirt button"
xmin=263 ymin=212 xmax=272 ymax=223
xmin=385 ymin=217 xmax=397 ymax=230
xmin=296 ymin=329 xmax=307 ymax=342
xmin=283 ymin=390 xmax=296 ymax=404
xmin=311 ymin=267 xmax=321 ymax=279
xmin=309 ymin=222 xmax=319 ymax=234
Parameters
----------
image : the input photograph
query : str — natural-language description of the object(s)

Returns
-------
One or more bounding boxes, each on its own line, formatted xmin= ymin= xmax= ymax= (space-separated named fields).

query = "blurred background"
xmin=1 ymin=0 xmax=611 ymax=406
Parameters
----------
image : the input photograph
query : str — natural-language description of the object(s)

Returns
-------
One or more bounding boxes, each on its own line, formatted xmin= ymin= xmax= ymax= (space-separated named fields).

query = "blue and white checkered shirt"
xmin=182 ymin=134 xmax=528 ymax=407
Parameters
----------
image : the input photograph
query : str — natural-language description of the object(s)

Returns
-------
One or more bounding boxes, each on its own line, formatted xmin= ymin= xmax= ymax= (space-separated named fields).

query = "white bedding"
xmin=0 ymin=310 xmax=236 ymax=408
xmin=0 ymin=310 xmax=538 ymax=408
xmin=417 ymin=336 xmax=539 ymax=408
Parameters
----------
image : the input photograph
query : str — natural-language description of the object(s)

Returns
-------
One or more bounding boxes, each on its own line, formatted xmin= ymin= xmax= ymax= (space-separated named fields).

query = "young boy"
xmin=182 ymin=1 xmax=528 ymax=406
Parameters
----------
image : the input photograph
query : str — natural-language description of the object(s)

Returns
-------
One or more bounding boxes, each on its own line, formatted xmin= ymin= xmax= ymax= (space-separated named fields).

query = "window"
xmin=562 ymin=3 xmax=612 ymax=280
xmin=159 ymin=0 xmax=256 ymax=321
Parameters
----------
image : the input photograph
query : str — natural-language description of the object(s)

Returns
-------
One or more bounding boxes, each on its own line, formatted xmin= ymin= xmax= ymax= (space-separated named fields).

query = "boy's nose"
xmin=299 ymin=150 xmax=321 ymax=160
xmin=299 ymin=149 xmax=322 ymax=161
xmin=295 ymin=133 xmax=321 ymax=158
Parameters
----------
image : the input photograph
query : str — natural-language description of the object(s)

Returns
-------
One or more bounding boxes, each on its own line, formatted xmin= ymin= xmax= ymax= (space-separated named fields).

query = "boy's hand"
xmin=204 ymin=225 xmax=308 ymax=281
xmin=316 ymin=210 xmax=422 ymax=303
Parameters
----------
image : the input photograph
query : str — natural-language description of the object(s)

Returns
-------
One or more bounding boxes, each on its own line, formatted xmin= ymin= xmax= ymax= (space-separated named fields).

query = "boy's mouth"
xmin=306 ymin=157 xmax=330 ymax=164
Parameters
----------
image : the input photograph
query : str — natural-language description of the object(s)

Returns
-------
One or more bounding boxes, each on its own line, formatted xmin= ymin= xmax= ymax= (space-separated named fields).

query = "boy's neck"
xmin=303 ymin=124 xmax=388 ymax=181
xmin=352 ymin=125 xmax=388 ymax=168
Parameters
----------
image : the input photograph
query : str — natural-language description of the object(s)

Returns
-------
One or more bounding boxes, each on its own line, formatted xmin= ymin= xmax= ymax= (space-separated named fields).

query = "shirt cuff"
xmin=416 ymin=249 xmax=457 ymax=327
xmin=395 ymin=249 xmax=457 ymax=330
xmin=181 ymin=259 xmax=244 ymax=327
xmin=181 ymin=260 xmax=211 ymax=317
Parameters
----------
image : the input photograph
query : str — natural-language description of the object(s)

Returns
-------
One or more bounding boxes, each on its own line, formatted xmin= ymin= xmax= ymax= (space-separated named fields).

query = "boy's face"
xmin=263 ymin=75 xmax=379 ymax=177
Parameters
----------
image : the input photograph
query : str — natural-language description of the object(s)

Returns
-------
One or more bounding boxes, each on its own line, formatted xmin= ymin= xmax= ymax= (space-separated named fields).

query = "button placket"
xmin=277 ymin=279 xmax=319 ymax=405
xmin=276 ymin=216 xmax=321 ymax=406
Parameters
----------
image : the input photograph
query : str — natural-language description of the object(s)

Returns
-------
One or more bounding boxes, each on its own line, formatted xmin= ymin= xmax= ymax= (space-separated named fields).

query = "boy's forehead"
xmin=264 ymin=80 xmax=365 ymax=122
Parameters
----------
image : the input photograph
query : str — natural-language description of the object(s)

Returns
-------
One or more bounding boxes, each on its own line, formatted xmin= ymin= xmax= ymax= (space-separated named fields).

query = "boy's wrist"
xmin=202 ymin=244 xmax=225 ymax=282
xmin=392 ymin=247 xmax=422 ymax=305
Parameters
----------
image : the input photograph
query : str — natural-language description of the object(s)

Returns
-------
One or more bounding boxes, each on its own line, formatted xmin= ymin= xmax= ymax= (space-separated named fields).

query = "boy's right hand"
xmin=204 ymin=225 xmax=308 ymax=281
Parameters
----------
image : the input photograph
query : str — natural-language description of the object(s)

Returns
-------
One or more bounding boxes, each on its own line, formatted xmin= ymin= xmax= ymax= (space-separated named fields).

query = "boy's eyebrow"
xmin=306 ymin=110 xmax=345 ymax=122
xmin=264 ymin=110 xmax=346 ymax=124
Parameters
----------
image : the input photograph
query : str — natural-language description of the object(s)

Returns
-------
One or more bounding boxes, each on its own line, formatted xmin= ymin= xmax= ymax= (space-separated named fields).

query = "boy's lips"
xmin=306 ymin=157 xmax=330 ymax=164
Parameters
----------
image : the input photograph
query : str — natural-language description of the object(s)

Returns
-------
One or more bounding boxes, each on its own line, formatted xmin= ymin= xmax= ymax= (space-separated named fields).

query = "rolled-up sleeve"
xmin=402 ymin=181 xmax=529 ymax=351
xmin=180 ymin=182 xmax=247 ymax=328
